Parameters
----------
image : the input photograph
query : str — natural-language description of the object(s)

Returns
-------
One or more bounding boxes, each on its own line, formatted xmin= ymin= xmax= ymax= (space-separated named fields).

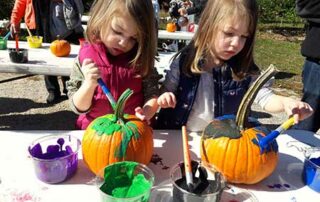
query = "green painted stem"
xmin=235 ymin=65 xmax=278 ymax=131
xmin=115 ymin=89 xmax=134 ymax=121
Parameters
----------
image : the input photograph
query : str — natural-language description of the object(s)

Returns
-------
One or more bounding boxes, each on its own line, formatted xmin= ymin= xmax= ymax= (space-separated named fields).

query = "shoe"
xmin=46 ymin=92 xmax=61 ymax=104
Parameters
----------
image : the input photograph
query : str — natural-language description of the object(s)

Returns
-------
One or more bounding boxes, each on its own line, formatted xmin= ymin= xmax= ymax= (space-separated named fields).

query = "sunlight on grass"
xmin=255 ymin=37 xmax=304 ymax=73
xmin=254 ymin=33 xmax=305 ymax=96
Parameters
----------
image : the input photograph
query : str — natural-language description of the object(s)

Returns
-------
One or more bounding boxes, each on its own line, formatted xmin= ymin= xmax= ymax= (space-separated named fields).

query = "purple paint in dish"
xmin=283 ymin=183 xmax=290 ymax=188
xmin=28 ymin=135 xmax=81 ymax=184
xmin=273 ymin=184 xmax=282 ymax=189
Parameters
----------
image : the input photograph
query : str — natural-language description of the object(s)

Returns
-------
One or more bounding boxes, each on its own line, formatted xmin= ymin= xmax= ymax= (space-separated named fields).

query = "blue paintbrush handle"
xmin=97 ymin=78 xmax=116 ymax=109
xmin=4 ymin=31 xmax=11 ymax=40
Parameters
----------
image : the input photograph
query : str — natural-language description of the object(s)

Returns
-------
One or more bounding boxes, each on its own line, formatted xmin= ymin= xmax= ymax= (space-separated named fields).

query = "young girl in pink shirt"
xmin=67 ymin=0 xmax=161 ymax=129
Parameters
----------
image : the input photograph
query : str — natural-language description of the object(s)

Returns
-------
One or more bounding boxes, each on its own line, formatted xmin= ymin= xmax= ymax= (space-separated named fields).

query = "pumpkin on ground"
xmin=201 ymin=65 xmax=279 ymax=184
xmin=82 ymin=89 xmax=154 ymax=175
xmin=166 ymin=22 xmax=177 ymax=32
xmin=50 ymin=38 xmax=71 ymax=57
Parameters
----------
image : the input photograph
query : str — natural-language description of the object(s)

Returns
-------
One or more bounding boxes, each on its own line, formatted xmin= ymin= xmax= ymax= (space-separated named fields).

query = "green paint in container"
xmin=97 ymin=161 xmax=154 ymax=202
xmin=0 ymin=37 xmax=7 ymax=50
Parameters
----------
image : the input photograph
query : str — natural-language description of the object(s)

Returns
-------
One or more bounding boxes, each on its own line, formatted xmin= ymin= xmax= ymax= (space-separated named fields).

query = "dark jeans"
xmin=294 ymin=59 xmax=320 ymax=132
xmin=45 ymin=76 xmax=69 ymax=95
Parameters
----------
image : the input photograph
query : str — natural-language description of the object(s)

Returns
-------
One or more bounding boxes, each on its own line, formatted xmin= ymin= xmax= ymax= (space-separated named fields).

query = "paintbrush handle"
xmin=97 ymin=78 xmax=116 ymax=110
xmin=259 ymin=117 xmax=295 ymax=151
xmin=276 ymin=117 xmax=295 ymax=133
xmin=4 ymin=31 xmax=11 ymax=40
xmin=15 ymin=35 xmax=19 ymax=52
xmin=182 ymin=126 xmax=193 ymax=186
xmin=25 ymin=25 xmax=33 ymax=37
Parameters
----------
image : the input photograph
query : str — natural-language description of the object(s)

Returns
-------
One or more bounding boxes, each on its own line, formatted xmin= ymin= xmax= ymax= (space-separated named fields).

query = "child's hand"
xmin=283 ymin=99 xmax=313 ymax=124
xmin=81 ymin=58 xmax=100 ymax=86
xmin=157 ymin=92 xmax=176 ymax=108
xmin=135 ymin=107 xmax=150 ymax=125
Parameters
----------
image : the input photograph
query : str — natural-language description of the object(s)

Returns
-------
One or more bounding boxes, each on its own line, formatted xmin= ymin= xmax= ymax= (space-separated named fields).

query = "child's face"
xmin=213 ymin=18 xmax=249 ymax=62
xmin=101 ymin=13 xmax=138 ymax=56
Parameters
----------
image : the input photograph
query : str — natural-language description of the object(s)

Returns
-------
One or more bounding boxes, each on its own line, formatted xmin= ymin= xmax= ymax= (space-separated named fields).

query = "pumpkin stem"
xmin=236 ymin=64 xmax=278 ymax=130
xmin=114 ymin=88 xmax=133 ymax=121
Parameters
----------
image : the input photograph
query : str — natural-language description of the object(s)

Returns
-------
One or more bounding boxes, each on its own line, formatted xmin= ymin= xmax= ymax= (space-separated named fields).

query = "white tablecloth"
xmin=0 ymin=130 xmax=319 ymax=201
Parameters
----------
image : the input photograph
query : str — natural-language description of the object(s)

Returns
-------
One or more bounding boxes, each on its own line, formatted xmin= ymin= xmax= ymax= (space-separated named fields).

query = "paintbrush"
xmin=14 ymin=34 xmax=19 ymax=52
xmin=25 ymin=25 xmax=35 ymax=42
xmin=3 ymin=31 xmax=11 ymax=40
xmin=97 ymin=78 xmax=116 ymax=110
xmin=182 ymin=125 xmax=194 ymax=191
xmin=258 ymin=117 xmax=295 ymax=153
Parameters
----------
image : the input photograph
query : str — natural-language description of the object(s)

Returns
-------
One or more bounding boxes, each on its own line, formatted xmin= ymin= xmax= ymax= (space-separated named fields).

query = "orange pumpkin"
xmin=201 ymin=65 xmax=279 ymax=184
xmin=82 ymin=89 xmax=154 ymax=175
xmin=50 ymin=39 xmax=71 ymax=57
xmin=166 ymin=22 xmax=177 ymax=32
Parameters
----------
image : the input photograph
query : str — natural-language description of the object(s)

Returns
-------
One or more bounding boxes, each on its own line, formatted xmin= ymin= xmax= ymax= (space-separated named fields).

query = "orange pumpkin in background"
xmin=50 ymin=39 xmax=71 ymax=57
xmin=201 ymin=65 xmax=279 ymax=184
xmin=166 ymin=22 xmax=177 ymax=32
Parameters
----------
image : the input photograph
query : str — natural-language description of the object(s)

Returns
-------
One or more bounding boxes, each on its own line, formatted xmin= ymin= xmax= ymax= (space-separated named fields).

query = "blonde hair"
xmin=86 ymin=0 xmax=156 ymax=77
xmin=181 ymin=0 xmax=258 ymax=79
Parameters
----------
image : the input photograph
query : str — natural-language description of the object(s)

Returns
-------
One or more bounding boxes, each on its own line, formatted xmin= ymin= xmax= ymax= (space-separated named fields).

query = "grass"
xmin=254 ymin=32 xmax=304 ymax=97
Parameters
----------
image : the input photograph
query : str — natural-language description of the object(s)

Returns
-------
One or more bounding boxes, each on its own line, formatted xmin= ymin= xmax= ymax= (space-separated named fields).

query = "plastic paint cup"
xmin=8 ymin=48 xmax=28 ymax=63
xmin=0 ymin=37 xmax=7 ymax=50
xmin=96 ymin=161 xmax=154 ymax=202
xmin=171 ymin=161 xmax=225 ymax=202
xmin=302 ymin=148 xmax=320 ymax=192
xmin=27 ymin=36 xmax=43 ymax=48
xmin=28 ymin=134 xmax=81 ymax=184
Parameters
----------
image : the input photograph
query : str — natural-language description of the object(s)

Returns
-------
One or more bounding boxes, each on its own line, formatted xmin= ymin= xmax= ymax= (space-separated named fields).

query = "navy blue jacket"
xmin=155 ymin=53 xmax=252 ymax=129
xmin=296 ymin=0 xmax=320 ymax=60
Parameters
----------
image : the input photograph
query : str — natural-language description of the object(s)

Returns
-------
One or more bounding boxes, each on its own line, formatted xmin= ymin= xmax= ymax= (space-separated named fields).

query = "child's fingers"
xmin=157 ymin=93 xmax=176 ymax=108
xmin=82 ymin=59 xmax=100 ymax=81
xmin=289 ymin=102 xmax=314 ymax=123
xmin=135 ymin=107 xmax=147 ymax=121
xmin=298 ymin=103 xmax=313 ymax=121
xmin=166 ymin=93 xmax=176 ymax=108
xmin=82 ymin=58 xmax=93 ymax=66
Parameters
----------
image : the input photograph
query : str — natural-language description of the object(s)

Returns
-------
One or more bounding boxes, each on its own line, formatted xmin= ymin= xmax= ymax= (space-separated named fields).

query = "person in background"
xmin=152 ymin=0 xmax=160 ymax=40
xmin=10 ymin=0 xmax=84 ymax=104
xmin=67 ymin=0 xmax=161 ymax=129
xmin=155 ymin=0 xmax=313 ymax=132
xmin=152 ymin=0 xmax=160 ymax=23
xmin=294 ymin=0 xmax=320 ymax=133
xmin=178 ymin=0 xmax=207 ymax=24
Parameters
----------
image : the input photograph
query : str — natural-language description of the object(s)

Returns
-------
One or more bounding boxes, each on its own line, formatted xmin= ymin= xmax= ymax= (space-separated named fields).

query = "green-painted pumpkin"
xmin=82 ymin=89 xmax=153 ymax=175
xmin=201 ymin=65 xmax=279 ymax=184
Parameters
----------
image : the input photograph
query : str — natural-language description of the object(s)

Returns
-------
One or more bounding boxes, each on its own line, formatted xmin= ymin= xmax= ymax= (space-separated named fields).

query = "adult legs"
xmin=62 ymin=76 xmax=69 ymax=94
xmin=45 ymin=75 xmax=70 ymax=103
xmin=294 ymin=59 xmax=320 ymax=133
xmin=45 ymin=75 xmax=61 ymax=103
